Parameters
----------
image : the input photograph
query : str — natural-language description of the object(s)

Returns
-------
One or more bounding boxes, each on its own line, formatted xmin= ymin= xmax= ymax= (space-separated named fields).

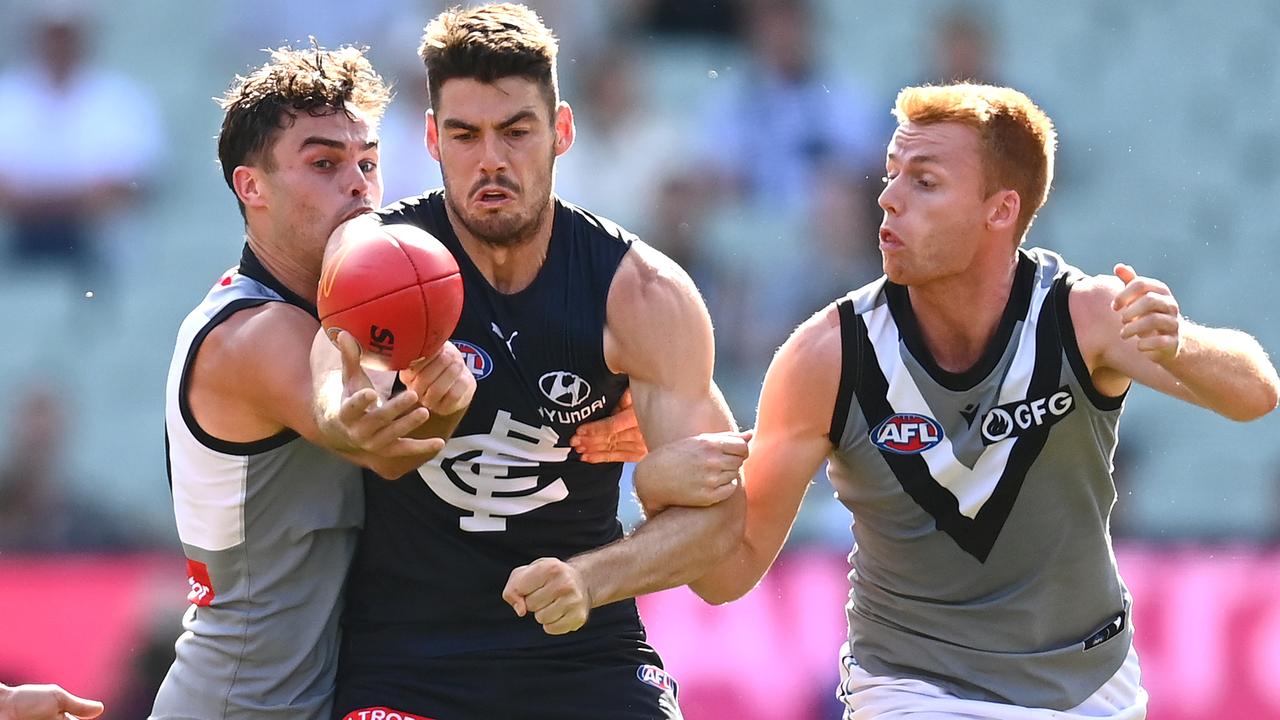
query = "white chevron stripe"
xmin=863 ymin=271 xmax=1051 ymax=518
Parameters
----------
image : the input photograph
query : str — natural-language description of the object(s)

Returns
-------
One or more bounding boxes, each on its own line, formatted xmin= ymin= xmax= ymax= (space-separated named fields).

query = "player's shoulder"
xmin=199 ymin=300 xmax=315 ymax=378
xmin=608 ymin=238 xmax=700 ymax=314
xmin=602 ymin=239 xmax=711 ymax=378
xmin=1064 ymin=271 xmax=1125 ymax=325
xmin=759 ymin=303 xmax=843 ymax=433
xmin=778 ymin=303 xmax=843 ymax=371
xmin=556 ymin=196 xmax=639 ymax=247
xmin=376 ymin=190 xmax=446 ymax=233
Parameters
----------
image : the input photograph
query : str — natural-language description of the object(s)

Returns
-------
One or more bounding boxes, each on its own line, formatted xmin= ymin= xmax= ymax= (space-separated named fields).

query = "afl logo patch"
xmin=452 ymin=340 xmax=492 ymax=380
xmin=636 ymin=664 xmax=676 ymax=693
xmin=870 ymin=413 xmax=944 ymax=454
xmin=539 ymin=370 xmax=592 ymax=407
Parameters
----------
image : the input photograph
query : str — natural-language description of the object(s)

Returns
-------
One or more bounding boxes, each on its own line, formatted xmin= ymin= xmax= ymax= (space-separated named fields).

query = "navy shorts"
xmin=333 ymin=630 xmax=682 ymax=720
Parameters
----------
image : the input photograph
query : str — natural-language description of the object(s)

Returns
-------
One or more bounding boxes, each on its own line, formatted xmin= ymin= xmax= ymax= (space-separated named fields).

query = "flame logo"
xmin=982 ymin=408 xmax=1013 ymax=443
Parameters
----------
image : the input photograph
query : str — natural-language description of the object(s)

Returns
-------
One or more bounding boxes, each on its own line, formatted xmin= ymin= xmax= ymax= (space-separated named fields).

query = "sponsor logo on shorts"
xmin=186 ymin=558 xmax=214 ymax=607
xmin=637 ymin=664 xmax=676 ymax=693
xmin=869 ymin=413 xmax=944 ymax=454
xmin=452 ymin=339 xmax=493 ymax=380
xmin=342 ymin=707 xmax=438 ymax=720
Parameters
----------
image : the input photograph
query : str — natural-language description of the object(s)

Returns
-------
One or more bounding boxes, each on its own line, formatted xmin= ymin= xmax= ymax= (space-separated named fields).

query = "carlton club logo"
xmin=870 ymin=413 xmax=945 ymax=455
xmin=981 ymin=387 xmax=1075 ymax=445
xmin=452 ymin=340 xmax=493 ymax=380
xmin=539 ymin=370 xmax=591 ymax=407
xmin=424 ymin=410 xmax=571 ymax=532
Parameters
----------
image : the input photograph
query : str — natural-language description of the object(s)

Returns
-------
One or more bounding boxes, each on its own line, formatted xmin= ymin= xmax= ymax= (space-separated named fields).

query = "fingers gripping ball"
xmin=318 ymin=223 xmax=464 ymax=371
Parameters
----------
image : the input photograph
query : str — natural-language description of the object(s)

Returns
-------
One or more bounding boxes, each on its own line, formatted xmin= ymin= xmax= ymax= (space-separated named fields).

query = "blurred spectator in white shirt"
xmin=0 ymin=8 xmax=163 ymax=281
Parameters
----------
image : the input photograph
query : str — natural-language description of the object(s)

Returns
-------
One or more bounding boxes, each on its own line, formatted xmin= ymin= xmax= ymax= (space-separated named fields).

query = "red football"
xmin=317 ymin=222 xmax=464 ymax=371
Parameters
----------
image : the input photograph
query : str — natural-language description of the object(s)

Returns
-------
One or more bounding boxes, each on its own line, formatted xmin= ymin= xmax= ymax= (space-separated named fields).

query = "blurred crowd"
xmin=1 ymin=0 xmax=1279 ymax=552
xmin=1 ymin=1 xmax=1279 ymax=717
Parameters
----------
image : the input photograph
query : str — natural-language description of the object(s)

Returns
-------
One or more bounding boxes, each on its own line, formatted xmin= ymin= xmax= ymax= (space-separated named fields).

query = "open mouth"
xmin=879 ymin=226 xmax=904 ymax=250
xmin=474 ymin=187 xmax=514 ymax=206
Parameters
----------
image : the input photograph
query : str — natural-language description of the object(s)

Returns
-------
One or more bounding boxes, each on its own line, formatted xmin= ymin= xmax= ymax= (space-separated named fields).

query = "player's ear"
xmin=553 ymin=101 xmax=575 ymax=157
xmin=425 ymin=109 xmax=441 ymax=161
xmin=986 ymin=189 xmax=1020 ymax=234
xmin=233 ymin=166 xmax=267 ymax=210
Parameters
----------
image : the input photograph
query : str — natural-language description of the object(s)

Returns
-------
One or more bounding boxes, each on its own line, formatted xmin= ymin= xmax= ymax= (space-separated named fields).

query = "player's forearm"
xmin=687 ymin=531 xmax=787 ymax=605
xmin=309 ymin=334 xmax=353 ymax=448
xmin=407 ymin=405 xmax=467 ymax=442
xmin=570 ymin=489 xmax=745 ymax=608
xmin=1166 ymin=324 xmax=1280 ymax=421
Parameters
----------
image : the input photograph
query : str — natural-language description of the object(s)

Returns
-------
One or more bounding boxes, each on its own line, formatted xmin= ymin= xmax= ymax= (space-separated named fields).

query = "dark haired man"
xmin=151 ymin=46 xmax=476 ymax=720
xmin=154 ymin=42 xmax=656 ymax=720
xmin=317 ymin=4 xmax=749 ymax=719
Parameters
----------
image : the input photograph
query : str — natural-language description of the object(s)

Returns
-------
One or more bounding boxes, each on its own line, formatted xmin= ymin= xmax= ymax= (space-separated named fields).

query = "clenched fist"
xmin=1112 ymin=263 xmax=1183 ymax=366
xmin=633 ymin=430 xmax=750 ymax=514
xmin=502 ymin=557 xmax=592 ymax=636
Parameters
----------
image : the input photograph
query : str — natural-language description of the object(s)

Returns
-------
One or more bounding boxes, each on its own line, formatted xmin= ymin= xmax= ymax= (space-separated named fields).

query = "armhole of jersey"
xmin=598 ymin=238 xmax=636 ymax=380
xmin=1053 ymin=274 xmax=1127 ymax=411
xmin=178 ymin=298 xmax=301 ymax=455
xmin=828 ymin=297 xmax=860 ymax=443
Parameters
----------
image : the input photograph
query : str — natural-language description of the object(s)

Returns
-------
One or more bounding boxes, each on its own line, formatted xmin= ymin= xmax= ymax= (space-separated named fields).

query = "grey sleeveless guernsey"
xmin=827 ymin=247 xmax=1132 ymax=710
xmin=152 ymin=248 xmax=363 ymax=719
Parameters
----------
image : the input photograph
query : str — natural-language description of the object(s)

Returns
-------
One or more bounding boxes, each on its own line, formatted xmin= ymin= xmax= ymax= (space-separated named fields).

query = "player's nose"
xmin=877 ymin=180 xmax=901 ymax=216
xmin=346 ymin=165 xmax=374 ymax=199
xmin=478 ymin=134 xmax=508 ymax=174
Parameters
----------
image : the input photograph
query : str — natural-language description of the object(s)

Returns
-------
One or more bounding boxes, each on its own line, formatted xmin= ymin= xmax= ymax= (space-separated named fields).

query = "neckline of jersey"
xmin=885 ymin=248 xmax=1037 ymax=392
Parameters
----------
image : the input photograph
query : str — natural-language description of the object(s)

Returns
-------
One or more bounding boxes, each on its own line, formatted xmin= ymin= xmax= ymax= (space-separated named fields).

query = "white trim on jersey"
xmin=169 ymin=448 xmax=249 ymax=551
xmin=862 ymin=270 xmax=1051 ymax=519
xmin=164 ymin=272 xmax=272 ymax=552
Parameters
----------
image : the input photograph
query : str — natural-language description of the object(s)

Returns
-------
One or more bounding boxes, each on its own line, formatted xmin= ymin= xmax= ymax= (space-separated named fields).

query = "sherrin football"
xmin=317 ymin=221 xmax=464 ymax=371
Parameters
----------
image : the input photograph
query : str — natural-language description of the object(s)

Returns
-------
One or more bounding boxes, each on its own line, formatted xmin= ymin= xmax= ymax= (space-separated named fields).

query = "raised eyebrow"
xmin=886 ymin=152 xmax=941 ymax=168
xmin=299 ymin=137 xmax=379 ymax=152
xmin=497 ymin=110 xmax=538 ymax=129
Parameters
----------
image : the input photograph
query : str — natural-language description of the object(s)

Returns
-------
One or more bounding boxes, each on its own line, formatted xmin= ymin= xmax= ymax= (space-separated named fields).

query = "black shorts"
xmin=333 ymin=630 xmax=682 ymax=720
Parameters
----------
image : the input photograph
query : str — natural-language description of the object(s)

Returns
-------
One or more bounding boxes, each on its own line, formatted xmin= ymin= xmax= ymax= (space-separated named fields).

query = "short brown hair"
xmin=892 ymin=83 xmax=1057 ymax=240
xmin=419 ymin=3 xmax=559 ymax=117
xmin=217 ymin=45 xmax=392 ymax=218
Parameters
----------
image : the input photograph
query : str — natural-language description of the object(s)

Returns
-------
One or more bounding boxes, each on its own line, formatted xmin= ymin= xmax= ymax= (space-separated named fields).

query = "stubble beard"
xmin=442 ymin=148 xmax=556 ymax=249
xmin=447 ymin=190 xmax=551 ymax=249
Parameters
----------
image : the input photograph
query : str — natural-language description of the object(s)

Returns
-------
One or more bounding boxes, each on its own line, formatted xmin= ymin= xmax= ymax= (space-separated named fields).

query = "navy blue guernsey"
xmin=342 ymin=190 xmax=637 ymax=656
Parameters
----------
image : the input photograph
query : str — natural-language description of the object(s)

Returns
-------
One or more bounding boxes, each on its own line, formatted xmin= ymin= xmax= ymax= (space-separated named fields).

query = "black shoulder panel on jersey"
xmin=1053 ymin=273 xmax=1128 ymax=411
xmin=177 ymin=297 xmax=300 ymax=456
xmin=830 ymin=296 xmax=860 ymax=443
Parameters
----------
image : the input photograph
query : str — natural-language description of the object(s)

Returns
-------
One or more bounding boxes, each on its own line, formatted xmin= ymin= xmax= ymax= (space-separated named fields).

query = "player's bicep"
xmin=606 ymin=244 xmax=735 ymax=444
xmin=740 ymin=311 xmax=840 ymax=560
xmin=240 ymin=308 xmax=346 ymax=444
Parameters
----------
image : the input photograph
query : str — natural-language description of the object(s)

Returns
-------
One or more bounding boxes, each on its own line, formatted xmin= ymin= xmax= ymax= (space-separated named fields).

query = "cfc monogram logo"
xmin=422 ymin=411 xmax=570 ymax=532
